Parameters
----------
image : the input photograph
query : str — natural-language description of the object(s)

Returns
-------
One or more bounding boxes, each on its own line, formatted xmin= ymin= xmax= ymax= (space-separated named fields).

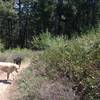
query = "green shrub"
xmin=9 ymin=32 xmax=100 ymax=100
xmin=31 ymin=31 xmax=66 ymax=50
xmin=31 ymin=31 xmax=52 ymax=50
xmin=41 ymin=32 xmax=100 ymax=100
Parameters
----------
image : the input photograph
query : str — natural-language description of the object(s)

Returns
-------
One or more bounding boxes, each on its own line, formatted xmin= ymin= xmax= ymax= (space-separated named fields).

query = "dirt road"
xmin=0 ymin=59 xmax=31 ymax=100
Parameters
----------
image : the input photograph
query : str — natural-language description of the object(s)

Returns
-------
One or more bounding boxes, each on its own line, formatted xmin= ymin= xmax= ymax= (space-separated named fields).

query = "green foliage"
xmin=5 ymin=48 xmax=33 ymax=58
xmin=9 ymin=32 xmax=100 ymax=100
xmin=31 ymin=31 xmax=52 ymax=50
xmin=0 ymin=0 xmax=100 ymax=48
xmin=0 ymin=48 xmax=33 ymax=62
xmin=41 ymin=32 xmax=100 ymax=99
xmin=31 ymin=31 xmax=66 ymax=50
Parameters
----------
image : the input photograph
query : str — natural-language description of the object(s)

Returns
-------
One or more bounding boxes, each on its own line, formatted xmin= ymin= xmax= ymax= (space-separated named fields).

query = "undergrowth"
xmin=0 ymin=48 xmax=33 ymax=62
xmin=31 ymin=31 xmax=66 ymax=50
xmin=41 ymin=32 xmax=100 ymax=100
xmin=8 ymin=31 xmax=100 ymax=100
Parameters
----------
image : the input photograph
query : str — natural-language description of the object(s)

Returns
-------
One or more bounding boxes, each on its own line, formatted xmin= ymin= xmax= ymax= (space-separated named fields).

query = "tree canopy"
xmin=0 ymin=0 xmax=100 ymax=48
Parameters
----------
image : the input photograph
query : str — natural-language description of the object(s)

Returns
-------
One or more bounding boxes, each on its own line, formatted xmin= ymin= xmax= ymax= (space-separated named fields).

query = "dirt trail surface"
xmin=0 ymin=59 xmax=31 ymax=100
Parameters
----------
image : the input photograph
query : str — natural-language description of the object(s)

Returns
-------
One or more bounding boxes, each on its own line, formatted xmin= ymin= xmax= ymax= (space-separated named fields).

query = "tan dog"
xmin=0 ymin=62 xmax=19 ymax=80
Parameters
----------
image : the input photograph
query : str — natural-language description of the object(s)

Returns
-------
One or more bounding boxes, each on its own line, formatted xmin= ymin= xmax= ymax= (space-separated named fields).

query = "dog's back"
xmin=0 ymin=66 xmax=9 ymax=73
xmin=0 ymin=62 xmax=19 ymax=71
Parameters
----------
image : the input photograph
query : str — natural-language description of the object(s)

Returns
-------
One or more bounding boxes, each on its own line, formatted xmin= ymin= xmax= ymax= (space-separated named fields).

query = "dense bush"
xmin=41 ymin=32 xmax=100 ymax=100
xmin=31 ymin=31 xmax=66 ymax=50
xmin=9 ymin=31 xmax=100 ymax=100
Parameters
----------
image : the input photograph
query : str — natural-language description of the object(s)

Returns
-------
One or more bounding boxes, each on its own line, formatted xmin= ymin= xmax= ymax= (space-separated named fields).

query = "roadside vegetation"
xmin=0 ymin=47 xmax=33 ymax=63
xmin=7 ymin=30 xmax=100 ymax=100
xmin=0 ymin=0 xmax=100 ymax=100
xmin=41 ymin=32 xmax=100 ymax=100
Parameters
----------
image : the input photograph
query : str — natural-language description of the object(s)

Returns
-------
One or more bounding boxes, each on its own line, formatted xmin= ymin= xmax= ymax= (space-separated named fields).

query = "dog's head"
xmin=14 ymin=56 xmax=23 ymax=67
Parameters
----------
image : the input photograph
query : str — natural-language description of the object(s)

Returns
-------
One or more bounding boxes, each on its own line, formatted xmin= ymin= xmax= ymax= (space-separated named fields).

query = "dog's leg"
xmin=7 ymin=73 xmax=10 ymax=80
xmin=11 ymin=73 xmax=15 ymax=80
xmin=19 ymin=64 xmax=21 ymax=68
